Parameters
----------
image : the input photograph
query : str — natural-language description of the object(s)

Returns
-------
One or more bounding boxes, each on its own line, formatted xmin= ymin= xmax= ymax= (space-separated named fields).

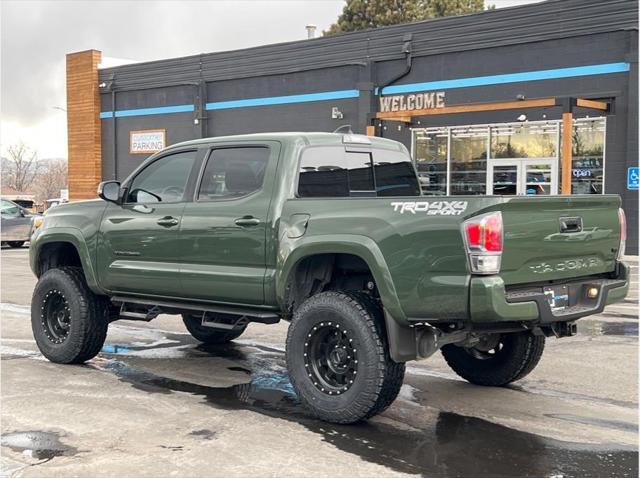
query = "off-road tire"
xmin=31 ymin=267 xmax=109 ymax=364
xmin=286 ymin=291 xmax=405 ymax=424
xmin=7 ymin=241 xmax=25 ymax=248
xmin=182 ymin=314 xmax=246 ymax=344
xmin=441 ymin=331 xmax=545 ymax=386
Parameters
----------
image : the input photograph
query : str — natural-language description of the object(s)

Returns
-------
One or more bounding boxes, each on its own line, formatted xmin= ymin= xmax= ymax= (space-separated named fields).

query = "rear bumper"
xmin=469 ymin=262 xmax=629 ymax=323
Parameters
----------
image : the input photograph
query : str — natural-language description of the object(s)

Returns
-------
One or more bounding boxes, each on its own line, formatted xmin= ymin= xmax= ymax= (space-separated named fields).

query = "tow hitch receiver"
xmin=547 ymin=321 xmax=577 ymax=338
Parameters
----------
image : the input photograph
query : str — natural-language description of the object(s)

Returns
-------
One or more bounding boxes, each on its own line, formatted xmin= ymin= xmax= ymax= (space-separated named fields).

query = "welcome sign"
xmin=379 ymin=91 xmax=446 ymax=113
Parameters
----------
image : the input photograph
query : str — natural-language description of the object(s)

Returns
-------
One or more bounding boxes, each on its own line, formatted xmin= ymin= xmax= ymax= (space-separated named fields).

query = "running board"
xmin=118 ymin=303 xmax=161 ymax=322
xmin=111 ymin=296 xmax=280 ymax=324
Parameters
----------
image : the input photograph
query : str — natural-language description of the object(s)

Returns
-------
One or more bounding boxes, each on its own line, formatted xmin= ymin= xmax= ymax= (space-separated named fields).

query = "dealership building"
xmin=65 ymin=0 xmax=638 ymax=251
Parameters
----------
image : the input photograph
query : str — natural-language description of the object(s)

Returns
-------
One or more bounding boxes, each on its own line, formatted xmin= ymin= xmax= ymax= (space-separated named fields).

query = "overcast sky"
xmin=0 ymin=0 xmax=540 ymax=159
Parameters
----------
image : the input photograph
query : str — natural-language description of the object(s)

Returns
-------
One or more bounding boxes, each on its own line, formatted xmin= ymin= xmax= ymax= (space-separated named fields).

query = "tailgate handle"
xmin=560 ymin=217 xmax=583 ymax=233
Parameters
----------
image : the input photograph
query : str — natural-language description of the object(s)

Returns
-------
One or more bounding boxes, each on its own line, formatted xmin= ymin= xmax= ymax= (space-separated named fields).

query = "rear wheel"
xmin=182 ymin=313 xmax=246 ymax=344
xmin=286 ymin=291 xmax=405 ymax=424
xmin=7 ymin=241 xmax=25 ymax=248
xmin=31 ymin=267 xmax=109 ymax=364
xmin=441 ymin=331 xmax=545 ymax=386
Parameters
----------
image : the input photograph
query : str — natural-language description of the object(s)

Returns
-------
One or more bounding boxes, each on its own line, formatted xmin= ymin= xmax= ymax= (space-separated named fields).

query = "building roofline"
xmin=97 ymin=0 xmax=638 ymax=89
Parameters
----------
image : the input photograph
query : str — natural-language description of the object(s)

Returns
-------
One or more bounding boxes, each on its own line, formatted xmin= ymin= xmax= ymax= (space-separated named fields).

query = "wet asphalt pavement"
xmin=1 ymin=245 xmax=638 ymax=477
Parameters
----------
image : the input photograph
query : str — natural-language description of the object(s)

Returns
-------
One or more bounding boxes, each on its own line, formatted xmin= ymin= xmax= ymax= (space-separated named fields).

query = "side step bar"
xmin=111 ymin=295 xmax=280 ymax=324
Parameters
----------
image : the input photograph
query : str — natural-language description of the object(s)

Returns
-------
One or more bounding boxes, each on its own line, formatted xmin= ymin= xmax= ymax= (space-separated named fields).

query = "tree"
xmin=3 ymin=142 xmax=41 ymax=192
xmin=326 ymin=0 xmax=487 ymax=34
xmin=33 ymin=159 xmax=68 ymax=203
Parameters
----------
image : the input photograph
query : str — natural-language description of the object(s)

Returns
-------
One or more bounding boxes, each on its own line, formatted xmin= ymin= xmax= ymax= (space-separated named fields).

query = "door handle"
xmin=157 ymin=216 xmax=180 ymax=227
xmin=234 ymin=216 xmax=260 ymax=227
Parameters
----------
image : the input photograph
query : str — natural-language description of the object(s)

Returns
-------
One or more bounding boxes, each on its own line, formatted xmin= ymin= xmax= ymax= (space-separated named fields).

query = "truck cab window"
xmin=127 ymin=150 xmax=197 ymax=203
xmin=298 ymin=147 xmax=419 ymax=197
xmin=373 ymin=150 xmax=421 ymax=196
xmin=198 ymin=147 xmax=269 ymax=200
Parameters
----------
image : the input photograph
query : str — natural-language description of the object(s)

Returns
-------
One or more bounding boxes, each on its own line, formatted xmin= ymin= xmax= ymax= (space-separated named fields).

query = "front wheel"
xmin=7 ymin=241 xmax=25 ymax=248
xmin=441 ymin=331 xmax=545 ymax=386
xmin=286 ymin=292 xmax=405 ymax=424
xmin=31 ymin=267 xmax=109 ymax=364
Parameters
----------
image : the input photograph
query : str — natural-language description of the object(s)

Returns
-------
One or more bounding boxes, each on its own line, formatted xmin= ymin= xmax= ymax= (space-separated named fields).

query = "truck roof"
xmin=168 ymin=132 xmax=405 ymax=151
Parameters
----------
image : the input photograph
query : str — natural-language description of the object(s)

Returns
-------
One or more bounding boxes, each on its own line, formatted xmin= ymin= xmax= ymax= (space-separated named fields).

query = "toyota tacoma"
xmin=29 ymin=132 xmax=629 ymax=423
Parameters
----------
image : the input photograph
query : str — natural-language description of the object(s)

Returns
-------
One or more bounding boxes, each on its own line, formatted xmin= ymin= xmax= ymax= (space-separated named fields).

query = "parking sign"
xmin=629 ymin=167 xmax=639 ymax=190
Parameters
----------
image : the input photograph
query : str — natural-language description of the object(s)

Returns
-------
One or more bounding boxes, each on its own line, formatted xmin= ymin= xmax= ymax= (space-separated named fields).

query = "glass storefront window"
xmin=569 ymin=118 xmax=605 ymax=194
xmin=414 ymin=128 xmax=447 ymax=195
xmin=450 ymin=126 xmax=488 ymax=195
xmin=411 ymin=117 xmax=605 ymax=197
xmin=491 ymin=123 xmax=557 ymax=159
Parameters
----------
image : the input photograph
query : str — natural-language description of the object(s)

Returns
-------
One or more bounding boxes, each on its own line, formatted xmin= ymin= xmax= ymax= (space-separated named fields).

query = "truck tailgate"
xmin=499 ymin=195 xmax=622 ymax=285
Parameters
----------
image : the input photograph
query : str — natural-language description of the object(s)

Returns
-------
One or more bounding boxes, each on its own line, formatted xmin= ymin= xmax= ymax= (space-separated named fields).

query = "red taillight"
xmin=465 ymin=223 xmax=482 ymax=248
xmin=618 ymin=208 xmax=626 ymax=259
xmin=462 ymin=212 xmax=503 ymax=275
xmin=483 ymin=213 xmax=503 ymax=252
xmin=464 ymin=212 xmax=503 ymax=253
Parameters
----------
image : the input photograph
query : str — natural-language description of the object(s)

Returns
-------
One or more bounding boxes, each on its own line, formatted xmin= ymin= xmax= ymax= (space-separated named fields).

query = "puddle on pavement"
xmin=97 ymin=341 xmax=638 ymax=477
xmin=578 ymin=320 xmax=639 ymax=337
xmin=102 ymin=344 xmax=133 ymax=354
xmin=189 ymin=429 xmax=217 ymax=440
xmin=546 ymin=414 xmax=638 ymax=433
xmin=0 ymin=431 xmax=77 ymax=460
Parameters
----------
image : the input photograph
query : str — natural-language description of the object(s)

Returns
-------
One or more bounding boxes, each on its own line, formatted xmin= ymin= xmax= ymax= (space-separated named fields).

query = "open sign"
xmin=572 ymin=168 xmax=593 ymax=178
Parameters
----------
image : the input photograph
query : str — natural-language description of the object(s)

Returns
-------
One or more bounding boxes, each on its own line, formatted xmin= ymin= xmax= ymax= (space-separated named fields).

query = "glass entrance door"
xmin=487 ymin=159 xmax=557 ymax=195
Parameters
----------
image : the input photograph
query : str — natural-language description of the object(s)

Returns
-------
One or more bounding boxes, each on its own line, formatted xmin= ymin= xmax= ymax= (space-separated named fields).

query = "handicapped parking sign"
xmin=629 ymin=167 xmax=639 ymax=190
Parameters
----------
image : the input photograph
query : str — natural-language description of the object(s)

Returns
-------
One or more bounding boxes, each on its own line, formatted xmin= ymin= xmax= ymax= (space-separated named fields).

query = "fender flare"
xmin=31 ymin=227 xmax=103 ymax=295
xmin=276 ymin=234 xmax=407 ymax=323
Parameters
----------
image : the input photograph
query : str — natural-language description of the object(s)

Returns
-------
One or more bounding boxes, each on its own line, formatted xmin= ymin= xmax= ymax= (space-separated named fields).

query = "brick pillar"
xmin=66 ymin=50 xmax=102 ymax=200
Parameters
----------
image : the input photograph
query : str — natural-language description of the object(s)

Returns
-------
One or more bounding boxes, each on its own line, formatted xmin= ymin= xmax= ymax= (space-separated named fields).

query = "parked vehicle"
xmin=29 ymin=133 xmax=629 ymax=423
xmin=1 ymin=198 xmax=36 ymax=248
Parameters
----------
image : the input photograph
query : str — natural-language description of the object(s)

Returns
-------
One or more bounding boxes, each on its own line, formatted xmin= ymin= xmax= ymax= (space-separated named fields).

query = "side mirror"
xmin=98 ymin=181 xmax=122 ymax=204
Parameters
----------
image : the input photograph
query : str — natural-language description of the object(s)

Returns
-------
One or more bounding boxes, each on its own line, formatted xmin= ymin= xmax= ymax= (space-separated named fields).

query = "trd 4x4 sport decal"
xmin=390 ymin=201 xmax=468 ymax=216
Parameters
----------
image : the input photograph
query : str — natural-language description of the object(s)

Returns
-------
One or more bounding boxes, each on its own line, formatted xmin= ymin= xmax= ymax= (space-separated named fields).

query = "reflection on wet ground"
xmin=578 ymin=320 xmax=639 ymax=337
xmin=0 ymin=431 xmax=77 ymax=460
xmin=95 ymin=337 xmax=639 ymax=477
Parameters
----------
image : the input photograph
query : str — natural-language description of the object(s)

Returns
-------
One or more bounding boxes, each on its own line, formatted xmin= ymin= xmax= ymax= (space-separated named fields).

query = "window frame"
xmin=122 ymin=147 xmax=201 ymax=205
xmin=194 ymin=144 xmax=272 ymax=203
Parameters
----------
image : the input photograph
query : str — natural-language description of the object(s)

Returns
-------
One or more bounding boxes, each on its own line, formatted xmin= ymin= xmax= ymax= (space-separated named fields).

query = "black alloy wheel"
xmin=304 ymin=321 xmax=358 ymax=396
xmin=40 ymin=289 xmax=71 ymax=344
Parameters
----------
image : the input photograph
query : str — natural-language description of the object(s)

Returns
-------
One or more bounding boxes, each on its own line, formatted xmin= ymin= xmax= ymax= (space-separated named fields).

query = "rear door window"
xmin=198 ymin=147 xmax=270 ymax=200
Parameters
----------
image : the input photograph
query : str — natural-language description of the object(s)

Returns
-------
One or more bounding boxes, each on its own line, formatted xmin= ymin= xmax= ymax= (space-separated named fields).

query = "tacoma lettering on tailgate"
xmin=529 ymin=257 xmax=602 ymax=274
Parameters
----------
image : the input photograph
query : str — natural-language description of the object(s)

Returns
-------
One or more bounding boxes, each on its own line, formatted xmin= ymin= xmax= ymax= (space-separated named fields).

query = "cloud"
xmin=1 ymin=0 xmax=344 ymax=156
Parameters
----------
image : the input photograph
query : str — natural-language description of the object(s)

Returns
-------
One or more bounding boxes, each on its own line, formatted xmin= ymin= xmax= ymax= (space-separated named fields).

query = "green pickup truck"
xmin=29 ymin=132 xmax=629 ymax=423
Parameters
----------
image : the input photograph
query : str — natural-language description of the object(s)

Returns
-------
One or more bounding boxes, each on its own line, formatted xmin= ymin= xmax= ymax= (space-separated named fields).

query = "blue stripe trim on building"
xmin=100 ymin=104 xmax=194 ymax=119
xmin=205 ymin=89 xmax=359 ymax=110
xmin=99 ymin=62 xmax=629 ymax=118
xmin=379 ymin=62 xmax=630 ymax=95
